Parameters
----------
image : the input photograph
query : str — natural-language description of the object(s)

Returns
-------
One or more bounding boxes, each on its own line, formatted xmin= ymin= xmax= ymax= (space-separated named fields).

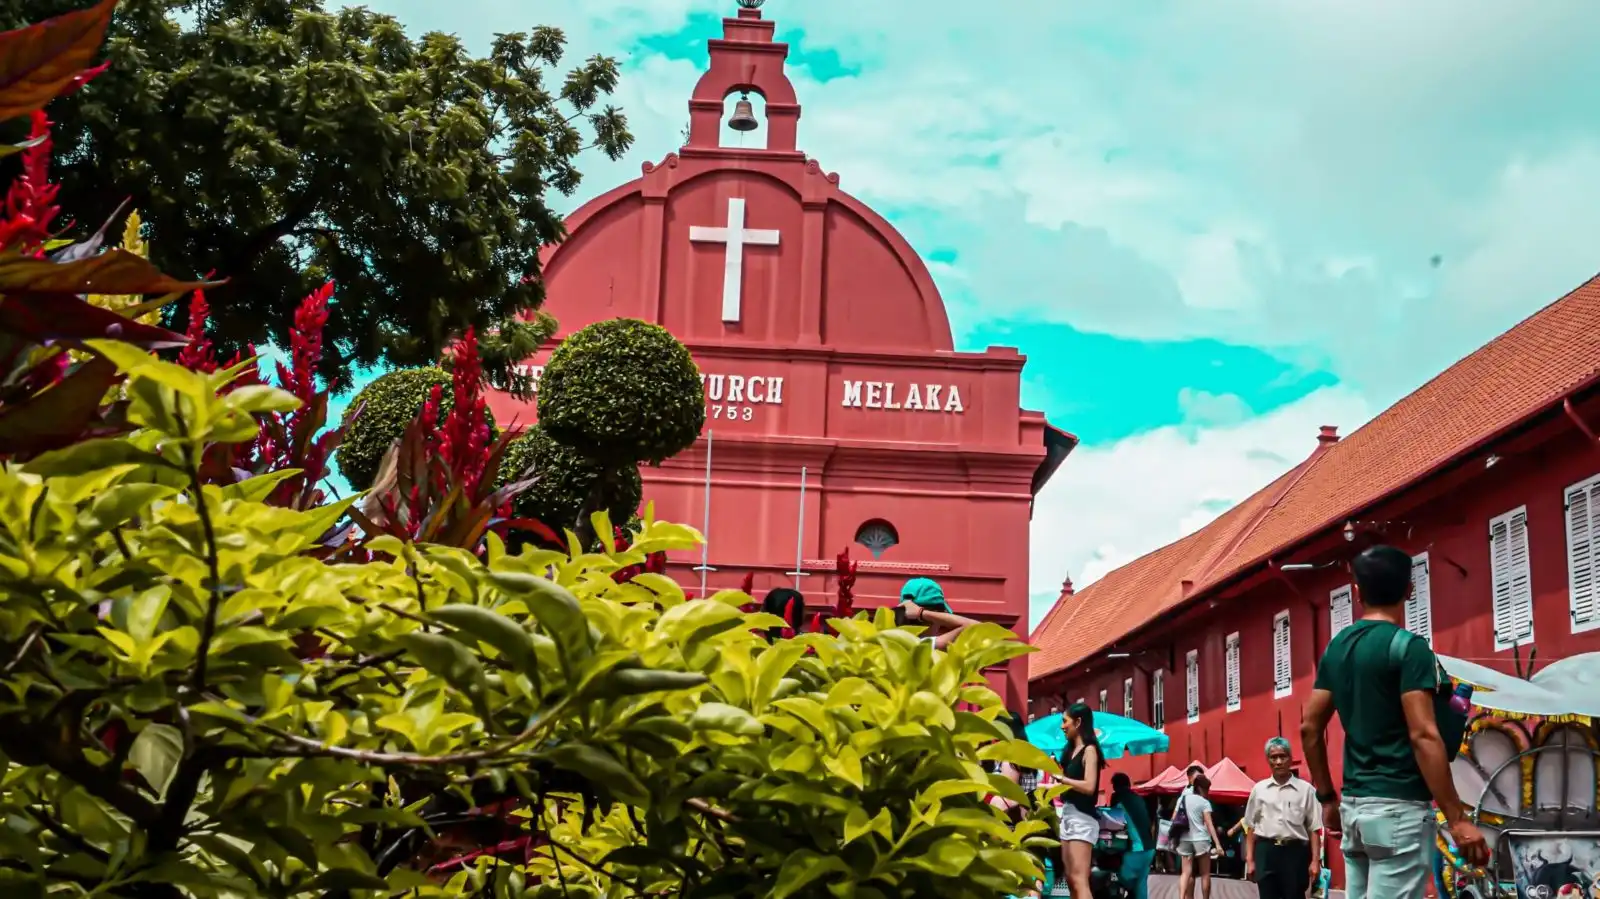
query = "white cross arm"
xmin=689 ymin=197 xmax=780 ymax=323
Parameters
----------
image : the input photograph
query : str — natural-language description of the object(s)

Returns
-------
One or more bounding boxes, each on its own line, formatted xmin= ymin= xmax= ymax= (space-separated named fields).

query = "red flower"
xmin=176 ymin=291 xmax=219 ymax=373
xmin=2 ymin=111 xmax=60 ymax=250
xmin=425 ymin=329 xmax=492 ymax=499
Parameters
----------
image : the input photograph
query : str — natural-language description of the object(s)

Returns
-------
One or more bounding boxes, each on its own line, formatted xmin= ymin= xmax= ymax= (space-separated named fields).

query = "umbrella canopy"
xmin=1437 ymin=652 xmax=1600 ymax=720
xmin=1204 ymin=758 xmax=1255 ymax=802
xmin=1025 ymin=711 xmax=1171 ymax=761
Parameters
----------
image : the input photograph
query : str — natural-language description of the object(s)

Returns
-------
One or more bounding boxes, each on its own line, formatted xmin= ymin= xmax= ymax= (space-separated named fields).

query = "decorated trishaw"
xmin=1435 ymin=652 xmax=1600 ymax=899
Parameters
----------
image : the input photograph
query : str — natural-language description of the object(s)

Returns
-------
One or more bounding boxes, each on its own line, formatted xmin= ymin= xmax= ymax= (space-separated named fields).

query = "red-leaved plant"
xmin=351 ymin=329 xmax=535 ymax=549
xmin=176 ymin=282 xmax=352 ymax=509
xmin=0 ymin=1 xmax=208 ymax=461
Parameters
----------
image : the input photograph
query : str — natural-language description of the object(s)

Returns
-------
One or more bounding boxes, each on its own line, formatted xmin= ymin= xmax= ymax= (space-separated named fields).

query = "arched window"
xmin=854 ymin=519 xmax=898 ymax=558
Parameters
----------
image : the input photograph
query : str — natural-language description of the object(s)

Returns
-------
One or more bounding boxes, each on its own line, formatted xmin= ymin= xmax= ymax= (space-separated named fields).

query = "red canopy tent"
xmin=1136 ymin=761 xmax=1206 ymax=796
xmin=1135 ymin=759 xmax=1255 ymax=800
xmin=1136 ymin=766 xmax=1182 ymax=795
xmin=1203 ymin=758 xmax=1255 ymax=802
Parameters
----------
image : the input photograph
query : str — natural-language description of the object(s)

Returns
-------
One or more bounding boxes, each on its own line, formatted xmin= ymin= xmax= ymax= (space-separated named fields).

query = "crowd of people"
xmin=774 ymin=545 xmax=1486 ymax=899
xmin=1030 ymin=544 xmax=1491 ymax=899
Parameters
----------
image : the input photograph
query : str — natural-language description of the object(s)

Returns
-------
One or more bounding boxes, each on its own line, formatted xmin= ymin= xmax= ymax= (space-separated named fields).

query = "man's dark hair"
xmin=760 ymin=588 xmax=806 ymax=641
xmin=1353 ymin=544 xmax=1414 ymax=607
xmin=1186 ymin=764 xmax=1205 ymax=777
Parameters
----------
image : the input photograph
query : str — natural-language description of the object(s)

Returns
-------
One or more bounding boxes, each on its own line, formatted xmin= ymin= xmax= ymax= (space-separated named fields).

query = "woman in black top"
xmin=1057 ymin=702 xmax=1101 ymax=898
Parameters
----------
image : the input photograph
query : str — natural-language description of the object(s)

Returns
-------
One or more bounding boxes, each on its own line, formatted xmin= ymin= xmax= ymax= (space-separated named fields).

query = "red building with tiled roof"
xmin=1029 ymin=274 xmax=1600 ymax=864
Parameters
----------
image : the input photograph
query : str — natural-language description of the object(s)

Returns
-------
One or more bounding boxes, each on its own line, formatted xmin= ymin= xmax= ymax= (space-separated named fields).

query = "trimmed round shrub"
xmin=499 ymin=426 xmax=643 ymax=532
xmin=536 ymin=319 xmax=704 ymax=466
xmin=336 ymin=367 xmax=498 ymax=490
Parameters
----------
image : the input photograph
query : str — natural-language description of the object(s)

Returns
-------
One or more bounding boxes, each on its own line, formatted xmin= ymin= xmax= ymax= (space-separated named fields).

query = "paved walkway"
xmin=1143 ymin=875 xmax=1346 ymax=899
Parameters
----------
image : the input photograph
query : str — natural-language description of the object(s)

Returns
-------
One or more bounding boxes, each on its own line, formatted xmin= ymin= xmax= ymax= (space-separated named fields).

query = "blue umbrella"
xmin=1025 ymin=711 xmax=1169 ymax=761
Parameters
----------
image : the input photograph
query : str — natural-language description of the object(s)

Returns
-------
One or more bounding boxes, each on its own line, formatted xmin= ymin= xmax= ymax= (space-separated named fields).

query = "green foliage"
xmin=538 ymin=319 xmax=706 ymax=466
xmin=0 ymin=343 xmax=1053 ymax=898
xmin=500 ymin=425 xmax=642 ymax=532
xmin=337 ymin=367 xmax=496 ymax=491
xmin=1 ymin=0 xmax=634 ymax=389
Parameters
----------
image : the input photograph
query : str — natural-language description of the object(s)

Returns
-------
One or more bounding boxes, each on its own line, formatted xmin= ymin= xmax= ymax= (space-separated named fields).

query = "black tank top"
xmin=1062 ymin=745 xmax=1099 ymax=815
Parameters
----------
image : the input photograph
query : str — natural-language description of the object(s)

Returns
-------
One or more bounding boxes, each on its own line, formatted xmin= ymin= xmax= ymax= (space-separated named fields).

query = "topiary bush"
xmin=337 ymin=366 xmax=497 ymax=490
xmin=500 ymin=425 xmax=643 ymax=531
xmin=537 ymin=318 xmax=705 ymax=466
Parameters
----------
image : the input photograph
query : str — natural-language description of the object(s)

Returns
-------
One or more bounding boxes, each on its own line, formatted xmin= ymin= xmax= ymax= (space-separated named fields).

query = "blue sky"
xmin=352 ymin=0 xmax=1600 ymax=628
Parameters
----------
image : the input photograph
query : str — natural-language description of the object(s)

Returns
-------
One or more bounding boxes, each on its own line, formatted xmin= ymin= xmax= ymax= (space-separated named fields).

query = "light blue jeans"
xmin=1341 ymin=796 xmax=1435 ymax=899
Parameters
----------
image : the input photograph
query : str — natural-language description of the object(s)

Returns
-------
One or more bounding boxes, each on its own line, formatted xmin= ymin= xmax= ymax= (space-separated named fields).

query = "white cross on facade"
xmin=689 ymin=197 xmax=780 ymax=323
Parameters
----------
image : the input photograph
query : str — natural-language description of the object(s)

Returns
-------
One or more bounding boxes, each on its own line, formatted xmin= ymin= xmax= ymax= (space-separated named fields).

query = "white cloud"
xmin=368 ymin=0 xmax=1600 ymax=393
xmin=1027 ymin=386 xmax=1376 ymax=628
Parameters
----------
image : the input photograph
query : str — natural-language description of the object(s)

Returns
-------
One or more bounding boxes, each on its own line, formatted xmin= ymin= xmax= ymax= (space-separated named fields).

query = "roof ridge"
xmin=1189 ymin=439 xmax=1332 ymax=587
xmin=1352 ymin=270 xmax=1600 ymax=423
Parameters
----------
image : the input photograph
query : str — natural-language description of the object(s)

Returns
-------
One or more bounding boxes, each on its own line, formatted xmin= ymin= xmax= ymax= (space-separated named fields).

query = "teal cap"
xmin=900 ymin=577 xmax=952 ymax=613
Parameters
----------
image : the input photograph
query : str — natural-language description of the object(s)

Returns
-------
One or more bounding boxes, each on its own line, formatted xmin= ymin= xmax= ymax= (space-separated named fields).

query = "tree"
xmin=537 ymin=318 xmax=706 ymax=467
xmin=0 ymin=0 xmax=631 ymax=390
xmin=498 ymin=424 xmax=642 ymax=532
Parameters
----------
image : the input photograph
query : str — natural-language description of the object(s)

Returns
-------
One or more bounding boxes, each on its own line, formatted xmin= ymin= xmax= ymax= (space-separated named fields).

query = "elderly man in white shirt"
xmin=1244 ymin=737 xmax=1323 ymax=899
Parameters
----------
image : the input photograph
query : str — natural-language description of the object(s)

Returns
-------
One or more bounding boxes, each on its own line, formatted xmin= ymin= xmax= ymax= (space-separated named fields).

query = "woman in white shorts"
xmin=1174 ymin=774 xmax=1223 ymax=899
xmin=1055 ymin=703 xmax=1102 ymax=897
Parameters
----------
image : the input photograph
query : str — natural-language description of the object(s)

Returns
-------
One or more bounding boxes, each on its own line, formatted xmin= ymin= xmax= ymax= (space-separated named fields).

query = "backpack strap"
xmin=1387 ymin=627 xmax=1442 ymax=690
xmin=1386 ymin=627 xmax=1412 ymax=670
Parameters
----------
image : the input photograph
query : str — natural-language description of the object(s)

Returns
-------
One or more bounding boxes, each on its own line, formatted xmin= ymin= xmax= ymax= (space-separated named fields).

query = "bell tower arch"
xmin=686 ymin=0 xmax=802 ymax=154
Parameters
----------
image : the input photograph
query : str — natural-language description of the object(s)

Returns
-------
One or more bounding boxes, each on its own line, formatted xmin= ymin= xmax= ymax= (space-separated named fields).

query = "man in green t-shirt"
xmin=1301 ymin=545 xmax=1489 ymax=898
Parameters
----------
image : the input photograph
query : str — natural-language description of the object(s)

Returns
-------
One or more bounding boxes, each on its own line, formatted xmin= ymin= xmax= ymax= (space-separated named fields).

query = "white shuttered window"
xmin=1490 ymin=506 xmax=1535 ymax=651
xmin=1123 ymin=677 xmax=1134 ymax=718
xmin=1225 ymin=632 xmax=1241 ymax=712
xmin=1273 ymin=611 xmax=1293 ymax=699
xmin=1186 ymin=650 xmax=1200 ymax=724
xmin=1099 ymin=689 xmax=1108 ymax=713
xmin=1409 ymin=554 xmax=1434 ymax=644
xmin=1152 ymin=669 xmax=1165 ymax=728
xmin=1329 ymin=586 xmax=1354 ymax=637
xmin=1568 ymin=475 xmax=1600 ymax=633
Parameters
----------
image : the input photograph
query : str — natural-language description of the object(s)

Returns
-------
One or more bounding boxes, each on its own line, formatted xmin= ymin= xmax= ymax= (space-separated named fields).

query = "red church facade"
xmin=1030 ymin=277 xmax=1600 ymax=823
xmin=487 ymin=4 xmax=1073 ymax=711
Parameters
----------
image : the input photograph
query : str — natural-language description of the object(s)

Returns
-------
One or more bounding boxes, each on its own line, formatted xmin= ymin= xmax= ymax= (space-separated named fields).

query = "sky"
xmin=351 ymin=0 xmax=1600 ymax=630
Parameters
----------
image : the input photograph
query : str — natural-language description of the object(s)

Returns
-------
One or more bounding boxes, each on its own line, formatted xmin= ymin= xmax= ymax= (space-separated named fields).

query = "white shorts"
xmin=1058 ymin=807 xmax=1099 ymax=844
xmin=1176 ymin=838 xmax=1213 ymax=857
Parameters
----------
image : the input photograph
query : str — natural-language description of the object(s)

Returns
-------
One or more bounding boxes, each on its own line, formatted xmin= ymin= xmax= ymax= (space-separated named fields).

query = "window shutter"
xmin=1099 ymin=689 xmax=1108 ymax=713
xmin=1225 ymin=632 xmax=1241 ymax=712
xmin=1569 ymin=476 xmax=1600 ymax=633
xmin=1273 ymin=610 xmax=1293 ymax=699
xmin=1152 ymin=669 xmax=1165 ymax=729
xmin=1185 ymin=650 xmax=1200 ymax=724
xmin=1408 ymin=554 xmax=1434 ymax=644
xmin=1490 ymin=506 xmax=1535 ymax=650
xmin=1329 ymin=586 xmax=1353 ymax=637
xmin=1124 ymin=677 xmax=1134 ymax=718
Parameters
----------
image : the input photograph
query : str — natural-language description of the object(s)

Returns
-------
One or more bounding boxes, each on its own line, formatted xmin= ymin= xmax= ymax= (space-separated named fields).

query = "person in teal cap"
xmin=897 ymin=577 xmax=978 ymax=650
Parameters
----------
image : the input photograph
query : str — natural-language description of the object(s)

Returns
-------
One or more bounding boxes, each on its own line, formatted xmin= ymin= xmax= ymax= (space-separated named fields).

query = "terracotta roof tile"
xmin=1031 ymin=273 xmax=1600 ymax=681
xmin=1029 ymin=461 xmax=1312 ymax=679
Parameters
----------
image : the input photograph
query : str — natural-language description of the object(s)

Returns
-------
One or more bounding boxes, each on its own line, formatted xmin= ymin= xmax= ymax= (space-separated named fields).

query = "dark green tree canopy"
xmin=337 ymin=366 xmax=497 ymax=491
xmin=537 ymin=319 xmax=705 ymax=466
xmin=500 ymin=425 xmax=642 ymax=533
xmin=0 ymin=0 xmax=631 ymax=389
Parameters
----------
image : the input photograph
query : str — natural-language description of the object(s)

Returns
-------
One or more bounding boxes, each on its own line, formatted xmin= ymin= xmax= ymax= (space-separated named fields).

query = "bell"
xmin=727 ymin=96 xmax=759 ymax=132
